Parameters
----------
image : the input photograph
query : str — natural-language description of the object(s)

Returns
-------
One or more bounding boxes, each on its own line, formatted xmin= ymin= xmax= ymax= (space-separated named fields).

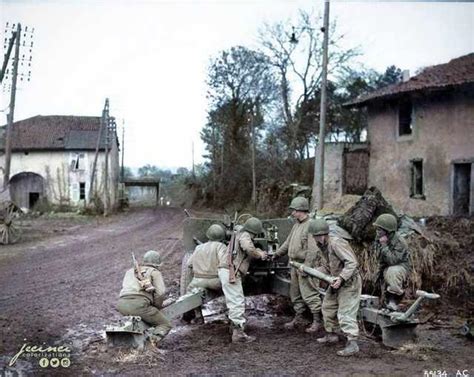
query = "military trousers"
xmin=218 ymin=268 xmax=246 ymax=328
xmin=117 ymin=295 xmax=172 ymax=338
xmin=384 ymin=265 xmax=408 ymax=295
xmin=322 ymin=273 xmax=362 ymax=339
xmin=290 ymin=266 xmax=322 ymax=315
xmin=187 ymin=277 xmax=222 ymax=291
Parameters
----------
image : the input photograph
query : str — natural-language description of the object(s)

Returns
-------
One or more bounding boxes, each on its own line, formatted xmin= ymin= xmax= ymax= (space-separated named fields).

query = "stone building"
xmin=310 ymin=142 xmax=369 ymax=198
xmin=0 ymin=115 xmax=119 ymax=210
xmin=348 ymin=53 xmax=474 ymax=216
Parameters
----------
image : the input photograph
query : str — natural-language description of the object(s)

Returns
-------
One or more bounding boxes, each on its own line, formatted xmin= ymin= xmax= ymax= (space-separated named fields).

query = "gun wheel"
xmin=0 ymin=202 xmax=22 ymax=245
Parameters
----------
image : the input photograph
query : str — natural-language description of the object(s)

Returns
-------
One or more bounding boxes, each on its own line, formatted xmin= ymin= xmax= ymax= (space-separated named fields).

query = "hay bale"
xmin=350 ymin=233 xmax=437 ymax=298
xmin=405 ymin=233 xmax=436 ymax=294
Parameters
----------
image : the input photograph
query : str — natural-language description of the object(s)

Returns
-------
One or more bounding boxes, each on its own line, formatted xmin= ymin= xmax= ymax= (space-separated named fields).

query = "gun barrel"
xmin=392 ymin=290 xmax=441 ymax=322
xmin=289 ymin=261 xmax=336 ymax=285
xmin=416 ymin=290 xmax=440 ymax=300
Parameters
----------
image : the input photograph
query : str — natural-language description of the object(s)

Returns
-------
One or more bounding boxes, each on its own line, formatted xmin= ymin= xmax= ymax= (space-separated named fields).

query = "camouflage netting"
xmin=256 ymin=179 xmax=311 ymax=217
xmin=337 ymin=186 xmax=398 ymax=242
xmin=333 ymin=187 xmax=472 ymax=309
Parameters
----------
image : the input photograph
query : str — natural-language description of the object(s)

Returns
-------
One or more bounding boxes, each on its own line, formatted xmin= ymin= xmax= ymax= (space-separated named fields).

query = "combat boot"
xmin=336 ymin=339 xmax=359 ymax=357
xmin=384 ymin=292 xmax=400 ymax=311
xmin=386 ymin=298 xmax=399 ymax=311
xmin=147 ymin=334 xmax=163 ymax=350
xmin=316 ymin=333 xmax=339 ymax=344
xmin=231 ymin=327 xmax=256 ymax=343
xmin=305 ymin=313 xmax=322 ymax=333
xmin=284 ymin=313 xmax=305 ymax=330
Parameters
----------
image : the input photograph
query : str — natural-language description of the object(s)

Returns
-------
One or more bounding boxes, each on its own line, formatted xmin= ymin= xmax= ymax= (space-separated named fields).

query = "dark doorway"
xmin=453 ymin=163 xmax=471 ymax=215
xmin=9 ymin=172 xmax=45 ymax=209
xmin=29 ymin=192 xmax=40 ymax=208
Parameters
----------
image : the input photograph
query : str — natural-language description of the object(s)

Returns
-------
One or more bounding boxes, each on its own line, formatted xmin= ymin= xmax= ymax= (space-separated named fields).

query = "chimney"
xmin=402 ymin=69 xmax=410 ymax=82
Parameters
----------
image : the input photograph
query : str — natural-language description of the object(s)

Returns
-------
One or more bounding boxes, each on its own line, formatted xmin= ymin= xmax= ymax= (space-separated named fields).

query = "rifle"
xmin=227 ymin=231 xmax=237 ymax=284
xmin=132 ymin=252 xmax=155 ymax=293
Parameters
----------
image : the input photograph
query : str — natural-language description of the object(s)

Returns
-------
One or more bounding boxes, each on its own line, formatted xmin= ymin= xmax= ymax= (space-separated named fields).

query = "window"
xmin=79 ymin=182 xmax=86 ymax=200
xmin=410 ymin=159 xmax=424 ymax=199
xmin=71 ymin=153 xmax=85 ymax=171
xmin=399 ymin=100 xmax=413 ymax=136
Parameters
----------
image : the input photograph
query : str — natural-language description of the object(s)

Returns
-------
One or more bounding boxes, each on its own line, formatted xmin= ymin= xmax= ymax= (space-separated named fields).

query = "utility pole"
xmin=103 ymin=117 xmax=115 ymax=217
xmin=3 ymin=23 xmax=21 ymax=190
xmin=250 ymin=106 xmax=257 ymax=209
xmin=89 ymin=98 xmax=109 ymax=205
xmin=312 ymin=0 xmax=330 ymax=211
xmin=0 ymin=31 xmax=16 ymax=84
xmin=120 ymin=120 xmax=125 ymax=182
xmin=192 ymin=141 xmax=195 ymax=178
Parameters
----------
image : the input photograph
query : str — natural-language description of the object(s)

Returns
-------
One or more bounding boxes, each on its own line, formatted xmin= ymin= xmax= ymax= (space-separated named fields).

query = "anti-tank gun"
xmin=181 ymin=211 xmax=293 ymax=297
xmin=107 ymin=210 xmax=440 ymax=350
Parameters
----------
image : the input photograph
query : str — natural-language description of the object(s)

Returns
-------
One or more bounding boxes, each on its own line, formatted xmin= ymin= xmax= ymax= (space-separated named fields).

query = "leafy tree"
xmin=137 ymin=165 xmax=172 ymax=181
xmin=122 ymin=166 xmax=135 ymax=179
xmin=203 ymin=46 xmax=278 ymax=205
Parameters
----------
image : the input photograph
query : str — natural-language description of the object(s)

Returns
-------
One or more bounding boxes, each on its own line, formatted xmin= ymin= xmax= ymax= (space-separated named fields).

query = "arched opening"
xmin=9 ymin=172 xmax=45 ymax=209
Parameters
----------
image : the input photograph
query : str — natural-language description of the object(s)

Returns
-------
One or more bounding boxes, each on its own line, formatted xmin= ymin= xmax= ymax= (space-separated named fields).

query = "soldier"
xmin=273 ymin=197 xmax=322 ymax=333
xmin=117 ymin=250 xmax=172 ymax=347
xmin=218 ymin=217 xmax=268 ymax=343
xmin=308 ymin=218 xmax=362 ymax=357
xmin=373 ymin=213 xmax=411 ymax=311
xmin=187 ymin=224 xmax=227 ymax=291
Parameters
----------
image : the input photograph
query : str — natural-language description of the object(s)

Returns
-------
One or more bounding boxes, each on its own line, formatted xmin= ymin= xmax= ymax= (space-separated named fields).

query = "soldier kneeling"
xmin=117 ymin=250 xmax=172 ymax=347
xmin=373 ymin=214 xmax=411 ymax=311
xmin=187 ymin=224 xmax=227 ymax=292
xmin=187 ymin=220 xmax=267 ymax=343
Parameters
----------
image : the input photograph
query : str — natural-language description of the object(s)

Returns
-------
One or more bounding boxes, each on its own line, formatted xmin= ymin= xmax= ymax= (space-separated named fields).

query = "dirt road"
xmin=0 ymin=208 xmax=471 ymax=376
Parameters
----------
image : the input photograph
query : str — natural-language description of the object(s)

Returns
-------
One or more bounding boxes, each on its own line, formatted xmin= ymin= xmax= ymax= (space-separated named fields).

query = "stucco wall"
xmin=312 ymin=142 xmax=368 ymax=200
xmin=367 ymin=89 xmax=474 ymax=216
xmin=0 ymin=148 xmax=119 ymax=208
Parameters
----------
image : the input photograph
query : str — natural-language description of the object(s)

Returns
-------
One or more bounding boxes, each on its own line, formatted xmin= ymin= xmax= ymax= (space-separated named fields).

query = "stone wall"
xmin=0 ymin=148 xmax=120 ymax=209
xmin=367 ymin=89 xmax=474 ymax=216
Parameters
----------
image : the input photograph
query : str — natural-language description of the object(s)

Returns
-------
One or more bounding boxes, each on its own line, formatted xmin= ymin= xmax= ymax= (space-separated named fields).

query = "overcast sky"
xmin=1 ymin=0 xmax=473 ymax=170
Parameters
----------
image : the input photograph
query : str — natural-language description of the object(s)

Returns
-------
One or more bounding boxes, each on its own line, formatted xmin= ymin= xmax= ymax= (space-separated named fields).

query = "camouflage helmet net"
xmin=289 ymin=196 xmax=309 ymax=212
xmin=143 ymin=250 xmax=162 ymax=267
xmin=206 ymin=224 xmax=226 ymax=241
xmin=308 ymin=218 xmax=329 ymax=236
xmin=243 ymin=217 xmax=263 ymax=235
xmin=373 ymin=213 xmax=398 ymax=232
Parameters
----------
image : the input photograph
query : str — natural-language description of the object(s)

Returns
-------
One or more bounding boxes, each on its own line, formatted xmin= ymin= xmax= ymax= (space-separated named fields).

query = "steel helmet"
xmin=373 ymin=214 xmax=398 ymax=232
xmin=206 ymin=224 xmax=226 ymax=241
xmin=243 ymin=217 xmax=263 ymax=235
xmin=143 ymin=250 xmax=162 ymax=267
xmin=308 ymin=218 xmax=329 ymax=236
xmin=289 ymin=197 xmax=309 ymax=212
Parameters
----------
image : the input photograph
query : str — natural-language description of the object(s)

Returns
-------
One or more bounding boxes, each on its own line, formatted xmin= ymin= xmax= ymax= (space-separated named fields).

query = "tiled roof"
xmin=346 ymin=53 xmax=474 ymax=107
xmin=0 ymin=115 xmax=112 ymax=151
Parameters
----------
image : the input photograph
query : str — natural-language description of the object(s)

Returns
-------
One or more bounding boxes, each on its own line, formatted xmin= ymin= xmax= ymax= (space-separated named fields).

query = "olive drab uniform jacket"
xmin=317 ymin=236 xmax=359 ymax=282
xmin=187 ymin=241 xmax=227 ymax=278
xmin=274 ymin=217 xmax=318 ymax=266
xmin=223 ymin=230 xmax=263 ymax=275
xmin=374 ymin=232 xmax=410 ymax=273
xmin=318 ymin=235 xmax=361 ymax=338
xmin=119 ymin=265 xmax=166 ymax=307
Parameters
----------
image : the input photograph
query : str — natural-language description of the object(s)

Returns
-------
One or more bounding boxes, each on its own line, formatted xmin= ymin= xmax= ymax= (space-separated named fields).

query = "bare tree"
xmin=258 ymin=10 xmax=359 ymax=161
